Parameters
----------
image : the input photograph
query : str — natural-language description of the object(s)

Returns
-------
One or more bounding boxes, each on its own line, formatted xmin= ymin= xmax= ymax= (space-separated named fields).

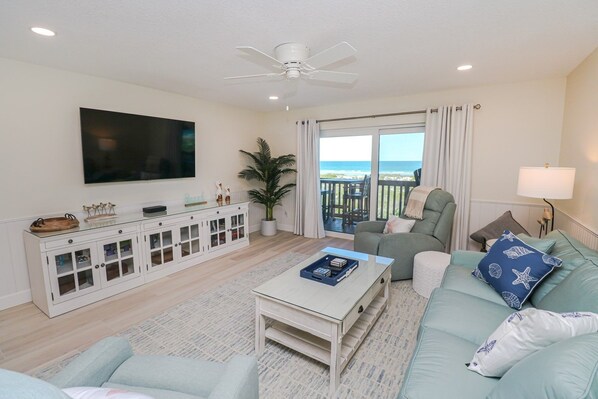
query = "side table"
xmin=412 ymin=251 xmax=451 ymax=298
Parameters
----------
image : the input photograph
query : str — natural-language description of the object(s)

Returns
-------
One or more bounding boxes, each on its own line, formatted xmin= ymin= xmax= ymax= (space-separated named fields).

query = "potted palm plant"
xmin=238 ymin=137 xmax=296 ymax=236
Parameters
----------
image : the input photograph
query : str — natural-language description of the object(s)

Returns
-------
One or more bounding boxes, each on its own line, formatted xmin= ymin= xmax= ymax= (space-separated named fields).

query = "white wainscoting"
xmin=555 ymin=209 xmax=598 ymax=251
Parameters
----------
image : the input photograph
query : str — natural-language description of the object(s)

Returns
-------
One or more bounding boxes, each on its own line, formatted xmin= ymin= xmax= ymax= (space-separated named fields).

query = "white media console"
xmin=24 ymin=201 xmax=249 ymax=317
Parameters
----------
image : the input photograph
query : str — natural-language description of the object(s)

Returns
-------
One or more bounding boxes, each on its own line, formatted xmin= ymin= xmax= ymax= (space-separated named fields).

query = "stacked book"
xmin=329 ymin=257 xmax=347 ymax=271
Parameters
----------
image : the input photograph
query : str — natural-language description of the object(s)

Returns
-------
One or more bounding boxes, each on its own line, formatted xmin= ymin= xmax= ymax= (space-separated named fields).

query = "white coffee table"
xmin=252 ymin=247 xmax=392 ymax=396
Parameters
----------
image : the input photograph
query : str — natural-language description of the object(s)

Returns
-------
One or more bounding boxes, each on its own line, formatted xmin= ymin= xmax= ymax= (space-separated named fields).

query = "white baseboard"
xmin=0 ymin=289 xmax=31 ymax=311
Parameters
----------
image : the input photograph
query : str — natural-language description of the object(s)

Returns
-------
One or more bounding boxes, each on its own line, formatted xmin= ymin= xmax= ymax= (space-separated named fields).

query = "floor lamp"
xmin=517 ymin=164 xmax=575 ymax=237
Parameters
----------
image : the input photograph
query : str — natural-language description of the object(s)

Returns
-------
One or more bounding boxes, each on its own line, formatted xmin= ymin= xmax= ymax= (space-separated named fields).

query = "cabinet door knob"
xmin=94 ymin=265 xmax=99 ymax=269
xmin=217 ymin=211 xmax=220 ymax=214
xmin=175 ymin=243 xmax=178 ymax=247
xmin=100 ymin=263 xmax=105 ymax=268
xmin=159 ymin=222 xmax=162 ymax=226
xmin=118 ymin=229 xmax=123 ymax=234
xmin=380 ymin=277 xmax=385 ymax=284
xmin=190 ymin=216 xmax=194 ymax=220
xmin=358 ymin=305 xmax=364 ymax=313
xmin=68 ymin=239 xmax=73 ymax=244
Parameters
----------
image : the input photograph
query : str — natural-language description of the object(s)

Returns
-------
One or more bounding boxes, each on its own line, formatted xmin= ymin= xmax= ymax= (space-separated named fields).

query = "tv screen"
xmin=80 ymin=108 xmax=195 ymax=184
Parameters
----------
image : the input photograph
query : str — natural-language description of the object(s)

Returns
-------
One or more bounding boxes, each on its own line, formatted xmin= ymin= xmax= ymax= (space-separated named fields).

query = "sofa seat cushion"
xmin=102 ymin=383 xmax=203 ymax=399
xmin=108 ymin=355 xmax=224 ymax=398
xmin=441 ymin=264 xmax=508 ymax=306
xmin=420 ymin=288 xmax=517 ymax=345
xmin=398 ymin=327 xmax=498 ymax=399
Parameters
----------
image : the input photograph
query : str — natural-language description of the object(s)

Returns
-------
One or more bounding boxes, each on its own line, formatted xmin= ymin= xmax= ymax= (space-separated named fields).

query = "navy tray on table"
xmin=300 ymin=255 xmax=359 ymax=286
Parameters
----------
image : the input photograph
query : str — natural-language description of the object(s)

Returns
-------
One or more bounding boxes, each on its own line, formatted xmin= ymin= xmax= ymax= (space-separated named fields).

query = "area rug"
xmin=33 ymin=252 xmax=427 ymax=398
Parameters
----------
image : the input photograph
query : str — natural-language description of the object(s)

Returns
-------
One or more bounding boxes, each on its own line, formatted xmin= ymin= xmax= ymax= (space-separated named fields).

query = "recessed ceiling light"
xmin=457 ymin=64 xmax=473 ymax=71
xmin=31 ymin=27 xmax=55 ymax=37
xmin=286 ymin=105 xmax=290 ymax=111
xmin=268 ymin=96 xmax=279 ymax=100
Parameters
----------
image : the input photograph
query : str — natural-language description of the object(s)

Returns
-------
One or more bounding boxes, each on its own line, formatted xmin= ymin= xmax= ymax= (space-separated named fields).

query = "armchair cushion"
xmin=0 ymin=369 xmax=70 ymax=399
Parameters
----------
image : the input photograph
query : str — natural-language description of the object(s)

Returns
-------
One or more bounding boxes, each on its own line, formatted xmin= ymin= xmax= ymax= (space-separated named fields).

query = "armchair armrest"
xmin=355 ymin=221 xmax=386 ymax=234
xmin=450 ymin=250 xmax=486 ymax=267
xmin=208 ymin=355 xmax=258 ymax=399
xmin=379 ymin=233 xmax=444 ymax=280
xmin=49 ymin=337 xmax=133 ymax=388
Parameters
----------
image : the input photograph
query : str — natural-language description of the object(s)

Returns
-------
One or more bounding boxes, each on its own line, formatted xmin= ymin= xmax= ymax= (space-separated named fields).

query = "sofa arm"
xmin=450 ymin=250 xmax=486 ymax=267
xmin=49 ymin=337 xmax=133 ymax=389
xmin=208 ymin=355 xmax=258 ymax=399
xmin=379 ymin=233 xmax=444 ymax=280
xmin=355 ymin=221 xmax=386 ymax=234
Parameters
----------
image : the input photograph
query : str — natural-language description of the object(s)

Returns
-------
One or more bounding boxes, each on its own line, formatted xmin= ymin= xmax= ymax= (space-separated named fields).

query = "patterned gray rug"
xmin=33 ymin=252 xmax=427 ymax=398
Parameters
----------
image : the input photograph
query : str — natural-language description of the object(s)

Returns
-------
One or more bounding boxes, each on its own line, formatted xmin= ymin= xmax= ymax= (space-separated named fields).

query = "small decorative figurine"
xmin=82 ymin=202 xmax=117 ymax=222
xmin=216 ymin=182 xmax=223 ymax=206
xmin=225 ymin=187 xmax=231 ymax=205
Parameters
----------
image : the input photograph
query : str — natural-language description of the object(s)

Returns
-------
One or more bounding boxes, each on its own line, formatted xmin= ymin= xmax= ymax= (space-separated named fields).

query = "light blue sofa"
xmin=0 ymin=337 xmax=258 ymax=399
xmin=398 ymin=230 xmax=598 ymax=398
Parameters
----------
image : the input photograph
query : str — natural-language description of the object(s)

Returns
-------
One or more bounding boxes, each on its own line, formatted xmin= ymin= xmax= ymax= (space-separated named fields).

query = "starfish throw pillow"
xmin=472 ymin=230 xmax=562 ymax=309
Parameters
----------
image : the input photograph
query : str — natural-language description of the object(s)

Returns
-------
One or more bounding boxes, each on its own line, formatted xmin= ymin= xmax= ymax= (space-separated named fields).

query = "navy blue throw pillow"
xmin=472 ymin=230 xmax=562 ymax=310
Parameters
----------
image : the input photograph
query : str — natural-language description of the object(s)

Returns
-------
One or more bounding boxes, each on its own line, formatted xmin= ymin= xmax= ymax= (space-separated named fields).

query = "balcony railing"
xmin=320 ymin=178 xmax=418 ymax=226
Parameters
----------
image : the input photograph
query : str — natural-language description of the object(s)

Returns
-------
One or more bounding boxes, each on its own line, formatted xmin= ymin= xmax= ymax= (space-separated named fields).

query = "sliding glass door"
xmin=320 ymin=126 xmax=424 ymax=234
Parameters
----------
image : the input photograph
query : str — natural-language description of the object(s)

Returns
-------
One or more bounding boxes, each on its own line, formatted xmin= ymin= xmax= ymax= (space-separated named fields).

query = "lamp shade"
xmin=517 ymin=166 xmax=576 ymax=199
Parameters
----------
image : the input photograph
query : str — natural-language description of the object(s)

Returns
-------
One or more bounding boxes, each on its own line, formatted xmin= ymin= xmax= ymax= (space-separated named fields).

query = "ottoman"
xmin=412 ymin=251 xmax=451 ymax=298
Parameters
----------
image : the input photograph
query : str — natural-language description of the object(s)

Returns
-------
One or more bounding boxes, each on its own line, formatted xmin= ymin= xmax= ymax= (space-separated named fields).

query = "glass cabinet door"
xmin=98 ymin=234 xmax=140 ymax=286
xmin=179 ymin=221 xmax=202 ymax=259
xmin=48 ymin=244 xmax=100 ymax=303
xmin=229 ymin=212 xmax=246 ymax=242
xmin=146 ymin=228 xmax=176 ymax=272
xmin=209 ymin=217 xmax=227 ymax=250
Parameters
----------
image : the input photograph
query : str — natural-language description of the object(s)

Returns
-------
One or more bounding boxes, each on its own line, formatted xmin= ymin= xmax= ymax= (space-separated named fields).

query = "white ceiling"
xmin=1 ymin=1 xmax=597 ymax=112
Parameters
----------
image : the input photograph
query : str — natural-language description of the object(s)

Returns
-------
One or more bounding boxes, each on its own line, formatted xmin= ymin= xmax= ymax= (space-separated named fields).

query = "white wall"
xmin=558 ymin=48 xmax=598 ymax=233
xmin=261 ymin=78 xmax=567 ymax=228
xmin=0 ymin=58 xmax=263 ymax=219
xmin=0 ymin=58 xmax=264 ymax=308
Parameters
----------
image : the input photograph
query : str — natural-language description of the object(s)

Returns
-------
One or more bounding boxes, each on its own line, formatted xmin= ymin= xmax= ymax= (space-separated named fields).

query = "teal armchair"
xmin=0 ymin=337 xmax=259 ymax=399
xmin=354 ymin=189 xmax=456 ymax=280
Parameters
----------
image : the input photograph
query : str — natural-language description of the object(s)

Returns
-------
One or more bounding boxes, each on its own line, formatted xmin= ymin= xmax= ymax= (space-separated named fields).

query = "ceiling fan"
xmin=224 ymin=41 xmax=358 ymax=84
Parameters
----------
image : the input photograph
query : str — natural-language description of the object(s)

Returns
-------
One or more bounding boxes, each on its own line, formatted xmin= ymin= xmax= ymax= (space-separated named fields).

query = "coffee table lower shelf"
xmin=264 ymin=295 xmax=387 ymax=371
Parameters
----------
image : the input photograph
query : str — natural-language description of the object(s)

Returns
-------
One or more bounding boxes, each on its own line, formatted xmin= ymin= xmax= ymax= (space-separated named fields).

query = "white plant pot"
xmin=261 ymin=219 xmax=277 ymax=236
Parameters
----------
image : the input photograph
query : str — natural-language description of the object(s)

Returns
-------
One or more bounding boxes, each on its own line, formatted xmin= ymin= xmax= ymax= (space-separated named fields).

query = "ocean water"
xmin=320 ymin=160 xmax=421 ymax=177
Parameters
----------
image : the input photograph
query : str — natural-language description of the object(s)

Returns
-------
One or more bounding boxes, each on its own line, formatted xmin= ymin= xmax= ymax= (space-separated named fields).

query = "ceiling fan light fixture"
xmin=286 ymin=70 xmax=301 ymax=79
xmin=31 ymin=27 xmax=55 ymax=36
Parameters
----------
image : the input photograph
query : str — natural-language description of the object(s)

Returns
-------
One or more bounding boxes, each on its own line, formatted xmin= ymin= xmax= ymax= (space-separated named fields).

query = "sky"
xmin=320 ymin=133 xmax=424 ymax=161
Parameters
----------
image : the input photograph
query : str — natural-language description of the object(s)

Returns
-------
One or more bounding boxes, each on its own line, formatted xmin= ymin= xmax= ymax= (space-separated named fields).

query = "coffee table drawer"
xmin=342 ymin=268 xmax=390 ymax=335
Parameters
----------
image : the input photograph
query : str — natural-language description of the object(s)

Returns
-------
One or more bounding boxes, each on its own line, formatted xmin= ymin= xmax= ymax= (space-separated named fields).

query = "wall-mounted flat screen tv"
xmin=80 ymin=108 xmax=195 ymax=184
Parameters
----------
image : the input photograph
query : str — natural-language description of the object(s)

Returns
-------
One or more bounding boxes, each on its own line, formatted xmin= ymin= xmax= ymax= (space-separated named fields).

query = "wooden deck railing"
xmin=320 ymin=178 xmax=417 ymax=223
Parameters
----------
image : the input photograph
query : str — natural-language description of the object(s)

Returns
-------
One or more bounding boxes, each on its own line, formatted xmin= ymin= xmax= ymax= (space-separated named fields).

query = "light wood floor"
xmin=0 ymin=232 xmax=353 ymax=374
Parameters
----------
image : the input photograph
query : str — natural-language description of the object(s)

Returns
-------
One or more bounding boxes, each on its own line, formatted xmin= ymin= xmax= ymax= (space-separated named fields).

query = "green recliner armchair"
xmin=354 ymin=189 xmax=456 ymax=281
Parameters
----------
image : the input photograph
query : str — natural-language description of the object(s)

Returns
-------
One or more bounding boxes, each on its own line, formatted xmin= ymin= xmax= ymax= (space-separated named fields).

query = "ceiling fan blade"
xmin=236 ymin=46 xmax=283 ymax=68
xmin=304 ymin=42 xmax=357 ymax=69
xmin=306 ymin=70 xmax=358 ymax=84
xmin=224 ymin=72 xmax=285 ymax=80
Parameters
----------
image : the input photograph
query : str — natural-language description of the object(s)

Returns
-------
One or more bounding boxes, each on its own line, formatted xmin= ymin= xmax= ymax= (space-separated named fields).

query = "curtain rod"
xmin=296 ymin=104 xmax=481 ymax=124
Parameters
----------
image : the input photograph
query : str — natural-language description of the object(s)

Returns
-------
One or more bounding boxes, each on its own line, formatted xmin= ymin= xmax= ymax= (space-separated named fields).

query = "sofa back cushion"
xmin=0 ymin=368 xmax=70 ymax=399
xmin=537 ymin=260 xmax=598 ymax=313
xmin=487 ymin=333 xmax=598 ymax=399
xmin=530 ymin=230 xmax=598 ymax=306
